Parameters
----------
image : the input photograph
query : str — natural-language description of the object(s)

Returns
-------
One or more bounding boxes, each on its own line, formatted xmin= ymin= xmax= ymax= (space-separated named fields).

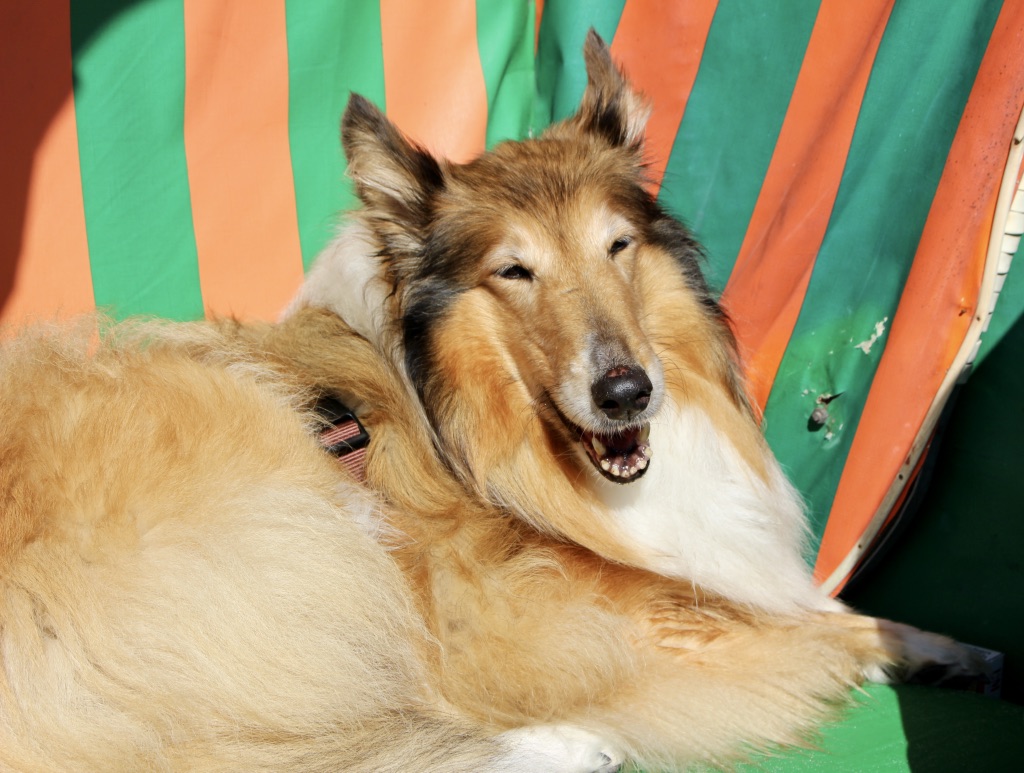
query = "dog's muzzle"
xmin=579 ymin=365 xmax=653 ymax=483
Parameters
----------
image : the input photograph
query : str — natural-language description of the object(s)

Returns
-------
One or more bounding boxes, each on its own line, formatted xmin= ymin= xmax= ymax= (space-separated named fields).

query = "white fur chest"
xmin=592 ymin=399 xmax=834 ymax=613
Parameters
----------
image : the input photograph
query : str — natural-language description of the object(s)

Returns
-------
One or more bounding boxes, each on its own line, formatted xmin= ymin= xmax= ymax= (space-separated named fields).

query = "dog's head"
xmin=338 ymin=32 xmax=753 ymax=520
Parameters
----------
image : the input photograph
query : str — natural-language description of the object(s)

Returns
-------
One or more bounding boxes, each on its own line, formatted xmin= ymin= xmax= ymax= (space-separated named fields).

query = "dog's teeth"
xmin=639 ymin=424 xmax=650 ymax=442
xmin=628 ymin=465 xmax=637 ymax=476
xmin=640 ymin=444 xmax=652 ymax=460
xmin=591 ymin=436 xmax=607 ymax=456
xmin=610 ymin=464 xmax=621 ymax=477
xmin=636 ymin=457 xmax=648 ymax=470
xmin=600 ymin=459 xmax=611 ymax=471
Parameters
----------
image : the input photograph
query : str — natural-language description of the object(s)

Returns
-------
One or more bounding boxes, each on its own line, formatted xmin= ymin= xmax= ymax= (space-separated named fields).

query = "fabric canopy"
xmin=2 ymin=0 xmax=1022 ymax=593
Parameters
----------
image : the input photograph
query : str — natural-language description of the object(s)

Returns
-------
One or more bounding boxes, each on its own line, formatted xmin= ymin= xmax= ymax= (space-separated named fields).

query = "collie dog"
xmin=1 ymin=33 xmax=974 ymax=772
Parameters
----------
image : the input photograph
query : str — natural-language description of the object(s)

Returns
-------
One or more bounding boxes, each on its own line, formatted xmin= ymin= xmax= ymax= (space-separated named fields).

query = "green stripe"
xmin=762 ymin=0 xmax=1004 ymax=554
xmin=533 ymin=0 xmax=627 ymax=131
xmin=658 ymin=1 xmax=820 ymax=292
xmin=71 ymin=0 xmax=203 ymax=321
xmin=477 ymin=0 xmax=535 ymax=148
xmin=285 ymin=0 xmax=386 ymax=271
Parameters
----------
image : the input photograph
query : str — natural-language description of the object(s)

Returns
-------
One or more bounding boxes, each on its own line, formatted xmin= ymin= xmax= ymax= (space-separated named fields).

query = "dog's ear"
xmin=341 ymin=94 xmax=444 ymax=257
xmin=572 ymin=29 xmax=650 ymax=150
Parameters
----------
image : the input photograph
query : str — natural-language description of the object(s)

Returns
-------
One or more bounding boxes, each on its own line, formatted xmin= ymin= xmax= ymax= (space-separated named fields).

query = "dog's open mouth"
xmin=579 ymin=424 xmax=651 ymax=483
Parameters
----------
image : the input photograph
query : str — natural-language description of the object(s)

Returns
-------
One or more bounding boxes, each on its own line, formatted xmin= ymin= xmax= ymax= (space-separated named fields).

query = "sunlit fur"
xmin=0 ymin=321 xmax=625 ymax=772
xmin=0 ymin=32 xmax=978 ymax=773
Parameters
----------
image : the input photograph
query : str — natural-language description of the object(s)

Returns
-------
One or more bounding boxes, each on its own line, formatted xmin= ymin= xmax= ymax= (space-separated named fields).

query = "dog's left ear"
xmin=571 ymin=29 xmax=650 ymax=151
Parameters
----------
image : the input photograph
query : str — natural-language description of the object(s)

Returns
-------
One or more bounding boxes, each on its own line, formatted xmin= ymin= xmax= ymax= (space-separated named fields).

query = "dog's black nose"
xmin=592 ymin=365 xmax=652 ymax=421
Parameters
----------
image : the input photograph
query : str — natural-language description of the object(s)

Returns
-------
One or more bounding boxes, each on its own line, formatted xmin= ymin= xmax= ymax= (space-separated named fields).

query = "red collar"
xmin=315 ymin=396 xmax=369 ymax=482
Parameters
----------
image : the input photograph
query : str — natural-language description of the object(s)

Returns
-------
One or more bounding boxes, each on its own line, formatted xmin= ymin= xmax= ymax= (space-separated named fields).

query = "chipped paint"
xmin=854 ymin=317 xmax=889 ymax=354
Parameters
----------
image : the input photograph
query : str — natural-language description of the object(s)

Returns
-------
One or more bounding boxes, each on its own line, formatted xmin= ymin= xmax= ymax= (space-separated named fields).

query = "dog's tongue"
xmin=597 ymin=427 xmax=640 ymax=454
xmin=581 ymin=424 xmax=651 ymax=482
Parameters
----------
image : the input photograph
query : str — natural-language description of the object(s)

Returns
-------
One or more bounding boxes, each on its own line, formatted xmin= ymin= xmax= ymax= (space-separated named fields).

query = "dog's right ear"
xmin=341 ymin=94 xmax=445 ymax=258
xmin=571 ymin=29 xmax=650 ymax=151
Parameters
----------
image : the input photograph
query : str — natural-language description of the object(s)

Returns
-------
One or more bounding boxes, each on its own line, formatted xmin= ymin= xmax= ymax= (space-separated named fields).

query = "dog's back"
xmin=0 ymin=323 xmax=522 ymax=771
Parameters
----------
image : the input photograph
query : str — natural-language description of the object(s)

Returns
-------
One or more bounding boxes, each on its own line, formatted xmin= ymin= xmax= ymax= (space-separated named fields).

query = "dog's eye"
xmin=608 ymin=236 xmax=632 ymax=257
xmin=495 ymin=264 xmax=533 ymax=281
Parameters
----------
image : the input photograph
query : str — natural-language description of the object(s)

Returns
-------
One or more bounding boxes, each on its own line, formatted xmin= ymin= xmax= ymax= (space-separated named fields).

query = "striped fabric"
xmin=2 ymin=1 xmax=1022 ymax=592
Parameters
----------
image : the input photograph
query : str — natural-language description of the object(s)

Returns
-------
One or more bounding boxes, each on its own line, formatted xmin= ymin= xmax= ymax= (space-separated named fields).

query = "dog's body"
xmin=0 ymin=34 xmax=973 ymax=772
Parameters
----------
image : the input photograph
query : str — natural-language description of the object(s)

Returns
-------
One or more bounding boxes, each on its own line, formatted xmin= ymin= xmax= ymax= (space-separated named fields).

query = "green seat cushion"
xmin=738 ymin=684 xmax=1024 ymax=773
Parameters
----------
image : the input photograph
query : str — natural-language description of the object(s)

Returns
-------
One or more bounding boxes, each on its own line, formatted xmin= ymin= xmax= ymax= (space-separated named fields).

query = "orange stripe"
xmin=535 ymin=0 xmax=544 ymax=52
xmin=610 ymin=0 xmax=718 ymax=194
xmin=0 ymin=3 xmax=93 ymax=325
xmin=380 ymin=0 xmax=488 ymax=163
xmin=815 ymin=3 xmax=1024 ymax=585
xmin=183 ymin=1 xmax=305 ymax=321
xmin=827 ymin=433 xmax=934 ymax=592
xmin=719 ymin=0 xmax=895 ymax=411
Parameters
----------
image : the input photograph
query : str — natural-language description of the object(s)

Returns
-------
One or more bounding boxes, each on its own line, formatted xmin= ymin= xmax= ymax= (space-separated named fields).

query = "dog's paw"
xmin=875 ymin=620 xmax=994 ymax=686
xmin=499 ymin=724 xmax=624 ymax=773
